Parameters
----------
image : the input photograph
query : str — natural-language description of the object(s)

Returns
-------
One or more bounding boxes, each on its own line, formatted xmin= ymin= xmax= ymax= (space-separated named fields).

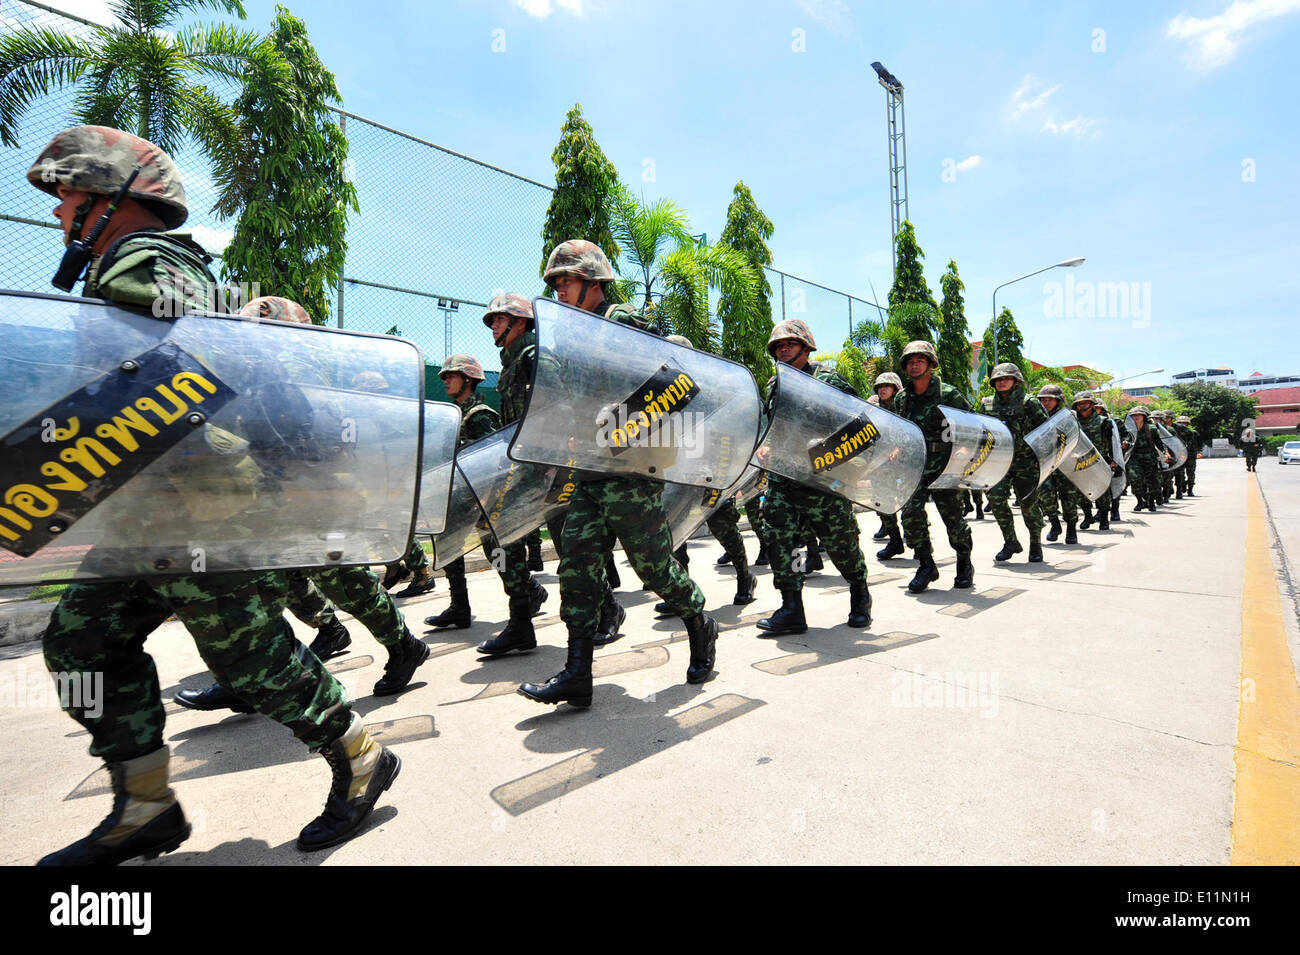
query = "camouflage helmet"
xmin=873 ymin=371 xmax=903 ymax=393
xmin=27 ymin=126 xmax=188 ymax=229
xmin=238 ymin=296 xmax=312 ymax=325
xmin=665 ymin=334 xmax=693 ymax=348
xmin=990 ymin=362 xmax=1024 ymax=384
xmin=352 ymin=371 xmax=390 ymax=392
xmin=439 ymin=354 xmax=485 ymax=382
xmin=543 ymin=240 xmax=616 ymax=288
xmin=1096 ymin=402 xmax=1110 ymax=414
xmin=1176 ymin=415 xmax=1192 ymax=425
xmin=482 ymin=292 xmax=534 ymax=328
xmin=766 ymin=319 xmax=816 ymax=358
xmin=900 ymin=340 xmax=938 ymax=368
xmin=1072 ymin=389 xmax=1096 ymax=406
xmin=1037 ymin=383 xmax=1064 ymax=401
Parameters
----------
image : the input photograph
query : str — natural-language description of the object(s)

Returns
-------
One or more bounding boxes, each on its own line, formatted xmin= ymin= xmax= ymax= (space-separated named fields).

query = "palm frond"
xmin=0 ymin=28 xmax=99 ymax=147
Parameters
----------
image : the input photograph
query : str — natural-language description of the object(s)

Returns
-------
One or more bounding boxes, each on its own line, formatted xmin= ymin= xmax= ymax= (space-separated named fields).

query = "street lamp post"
xmin=1106 ymin=368 xmax=1164 ymax=389
xmin=991 ymin=257 xmax=1085 ymax=367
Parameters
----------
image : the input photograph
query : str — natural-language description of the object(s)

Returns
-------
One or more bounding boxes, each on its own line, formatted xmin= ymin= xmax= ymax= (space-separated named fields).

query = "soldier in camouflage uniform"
xmin=895 ymin=341 xmax=975 ymax=592
xmin=1069 ymin=390 xmax=1119 ymax=531
xmin=1174 ymin=415 xmax=1200 ymax=495
xmin=1243 ymin=431 xmax=1262 ymax=471
xmin=520 ymin=241 xmax=718 ymax=706
xmin=1149 ymin=411 xmax=1173 ymax=503
xmin=1127 ymin=409 xmax=1166 ymax=510
xmin=984 ymin=363 xmax=1048 ymax=562
xmin=422 ymin=352 xmax=546 ymax=650
xmin=28 ymin=126 xmax=400 ymax=863
xmin=870 ymin=371 xmax=911 ymax=560
xmin=1097 ymin=402 xmax=1124 ymax=521
xmin=1034 ymin=384 xmax=1081 ymax=545
xmin=754 ymin=320 xmax=872 ymax=634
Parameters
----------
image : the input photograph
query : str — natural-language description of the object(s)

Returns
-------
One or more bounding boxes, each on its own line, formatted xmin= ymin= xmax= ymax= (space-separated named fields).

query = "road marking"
xmin=1231 ymin=474 xmax=1300 ymax=864
xmin=936 ymin=586 xmax=1026 ymax=618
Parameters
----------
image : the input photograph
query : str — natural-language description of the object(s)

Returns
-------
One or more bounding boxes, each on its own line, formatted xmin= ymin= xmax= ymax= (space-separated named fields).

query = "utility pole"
xmin=872 ymin=61 xmax=908 ymax=281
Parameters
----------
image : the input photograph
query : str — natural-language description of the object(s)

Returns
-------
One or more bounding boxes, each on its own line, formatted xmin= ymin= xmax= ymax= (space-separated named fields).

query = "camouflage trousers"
xmin=987 ymin=460 xmax=1044 ymax=544
xmin=549 ymin=514 xmax=622 ymax=589
xmin=284 ymin=570 xmax=340 ymax=630
xmin=403 ymin=538 xmax=430 ymax=573
xmin=43 ymin=573 xmax=350 ymax=762
xmin=765 ymin=480 xmax=866 ymax=592
xmin=309 ymin=566 xmax=407 ymax=646
xmin=444 ymin=537 xmax=531 ymax=599
xmin=1038 ymin=471 xmax=1079 ymax=525
xmin=1129 ymin=450 xmax=1161 ymax=503
xmin=707 ymin=500 xmax=748 ymax=567
xmin=560 ymin=477 xmax=703 ymax=634
xmin=1184 ymin=456 xmax=1197 ymax=490
xmin=900 ymin=485 xmax=972 ymax=558
xmin=1160 ymin=466 xmax=1174 ymax=498
xmin=744 ymin=497 xmax=768 ymax=546
xmin=1173 ymin=465 xmax=1187 ymax=494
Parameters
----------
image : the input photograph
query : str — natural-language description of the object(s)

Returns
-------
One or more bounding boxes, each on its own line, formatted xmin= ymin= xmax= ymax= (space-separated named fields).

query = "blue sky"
xmin=31 ymin=0 xmax=1300 ymax=385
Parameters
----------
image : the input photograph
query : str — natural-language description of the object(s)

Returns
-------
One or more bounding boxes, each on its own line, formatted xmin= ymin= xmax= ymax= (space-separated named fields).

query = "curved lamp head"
xmin=1057 ymin=257 xmax=1085 ymax=267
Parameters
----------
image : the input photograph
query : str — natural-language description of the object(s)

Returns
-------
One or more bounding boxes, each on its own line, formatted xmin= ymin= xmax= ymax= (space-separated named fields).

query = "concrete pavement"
xmin=2 ymin=457 xmax=1297 ymax=865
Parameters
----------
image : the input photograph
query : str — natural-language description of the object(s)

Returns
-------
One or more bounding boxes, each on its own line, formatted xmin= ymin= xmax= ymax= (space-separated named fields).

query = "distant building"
xmin=1171 ymin=367 xmax=1238 ymax=389
xmin=1243 ymin=385 xmax=1300 ymax=437
xmin=1237 ymin=371 xmax=1300 ymax=392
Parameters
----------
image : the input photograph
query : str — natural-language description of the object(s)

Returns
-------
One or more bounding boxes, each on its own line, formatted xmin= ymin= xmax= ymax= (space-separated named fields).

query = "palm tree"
xmin=0 ymin=1 xmax=278 ymax=175
xmin=606 ymin=183 xmax=757 ymax=351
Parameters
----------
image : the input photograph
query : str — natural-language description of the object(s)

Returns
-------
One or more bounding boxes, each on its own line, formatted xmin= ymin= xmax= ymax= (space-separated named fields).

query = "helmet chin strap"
xmin=66 ymin=196 xmax=95 ymax=247
xmin=575 ymin=279 xmax=591 ymax=308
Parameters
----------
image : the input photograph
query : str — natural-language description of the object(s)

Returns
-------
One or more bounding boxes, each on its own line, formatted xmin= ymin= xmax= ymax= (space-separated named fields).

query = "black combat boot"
xmin=1176 ymin=488 xmax=1184 ymax=499
xmin=961 ymin=494 xmax=973 ymax=516
xmin=1046 ymin=517 xmax=1062 ymax=542
xmin=298 ymin=715 xmax=401 ymax=851
xmin=476 ymin=596 xmax=537 ymax=656
xmin=716 ymin=551 xmax=733 ymax=565
xmin=528 ymin=577 xmax=548 ymax=616
xmin=755 ymin=541 xmax=770 ymax=566
xmin=518 ymin=628 xmax=594 ymax=707
xmin=876 ymin=528 xmax=905 ymax=560
xmin=1133 ymin=499 xmax=1146 ymax=512
xmin=394 ymin=565 xmax=437 ymax=598
xmin=1110 ymin=499 xmax=1121 ymax=521
xmin=734 ymin=564 xmax=757 ymax=605
xmin=39 ymin=746 xmax=190 ymax=866
xmin=373 ymin=628 xmax=430 ymax=695
xmin=994 ymin=538 xmax=1023 ymax=562
xmin=803 ymin=545 xmax=824 ymax=573
xmin=1079 ymin=504 xmax=1094 ymax=530
xmin=1065 ymin=523 xmax=1078 ymax=545
xmin=174 ymin=682 xmax=254 ymax=714
xmin=653 ymin=600 xmax=675 ymax=616
xmin=953 ymin=552 xmax=974 ymax=589
xmin=308 ymin=618 xmax=352 ymax=660
xmin=974 ymin=498 xmax=985 ymax=520
xmin=605 ymin=554 xmax=622 ymax=589
xmin=1028 ymin=541 xmax=1044 ymax=562
xmin=872 ymin=518 xmax=891 ymax=541
xmin=683 ymin=612 xmax=718 ymax=684
xmin=381 ymin=563 xmax=409 ymax=590
xmin=1098 ymin=510 xmax=1110 ymax=530
xmin=527 ymin=537 xmax=544 ymax=572
xmin=594 ymin=587 xmax=625 ymax=646
xmin=423 ymin=576 xmax=471 ymax=630
xmin=908 ymin=550 xmax=940 ymax=593
xmin=847 ymin=581 xmax=872 ymax=628
xmin=757 ymin=589 xmax=807 ymax=635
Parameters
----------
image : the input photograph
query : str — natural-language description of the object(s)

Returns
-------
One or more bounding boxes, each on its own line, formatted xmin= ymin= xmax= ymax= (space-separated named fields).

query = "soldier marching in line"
xmin=985 ymin=363 xmax=1048 ymax=563
xmin=1173 ymin=415 xmax=1200 ymax=496
xmin=754 ymin=320 xmax=873 ymax=635
xmin=1034 ymin=384 xmax=1081 ymax=546
xmin=870 ymin=371 xmax=912 ymax=563
xmin=1126 ymin=408 xmax=1167 ymax=510
xmin=1096 ymin=401 xmax=1124 ymax=522
xmin=27 ymin=126 xmax=401 ymax=863
xmin=1071 ymin=390 xmax=1119 ymax=531
xmin=519 ymin=241 xmax=719 ymax=707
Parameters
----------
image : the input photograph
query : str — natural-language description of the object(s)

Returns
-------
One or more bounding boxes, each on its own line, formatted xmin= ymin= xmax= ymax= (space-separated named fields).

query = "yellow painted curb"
xmin=1231 ymin=474 xmax=1300 ymax=864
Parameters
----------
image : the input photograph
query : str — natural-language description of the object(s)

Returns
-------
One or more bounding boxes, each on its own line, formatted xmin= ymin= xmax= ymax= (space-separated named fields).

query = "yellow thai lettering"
xmin=39 ymin=461 xmax=88 ymax=493
xmin=170 ymin=371 xmax=218 ymax=403
xmin=52 ymin=417 xmax=80 ymax=441
xmin=4 ymin=483 xmax=58 ymax=518
xmin=0 ymin=507 xmax=33 ymax=541
xmin=134 ymin=385 xmax=188 ymax=426
xmin=94 ymin=406 xmax=160 ymax=453
xmin=58 ymin=437 xmax=122 ymax=478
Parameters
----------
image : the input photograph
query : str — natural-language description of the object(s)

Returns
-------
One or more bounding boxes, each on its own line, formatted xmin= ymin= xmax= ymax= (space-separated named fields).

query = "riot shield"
xmin=1155 ymin=422 xmax=1188 ymax=471
xmin=0 ymin=290 xmax=424 ymax=586
xmin=929 ymin=407 xmax=1014 ymax=492
xmin=753 ymin=364 xmax=925 ymax=512
xmin=1060 ymin=422 xmax=1112 ymax=503
xmin=429 ymin=423 xmax=565 ymax=570
xmin=414 ymin=402 xmax=463 ymax=538
xmin=663 ymin=464 xmax=761 ymax=550
xmin=507 ymin=298 xmax=762 ymax=488
xmin=1024 ymin=409 xmax=1080 ymax=489
xmin=1107 ymin=418 xmax=1127 ymax=497
xmin=1123 ymin=413 xmax=1138 ymax=464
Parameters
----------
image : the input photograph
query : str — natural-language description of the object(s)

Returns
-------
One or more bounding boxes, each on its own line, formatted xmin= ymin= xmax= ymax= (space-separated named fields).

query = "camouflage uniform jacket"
xmin=596 ymin=299 xmax=661 ymax=335
xmin=764 ymin=360 xmax=858 ymax=490
xmin=85 ymin=230 xmax=219 ymax=315
xmin=1078 ymin=410 xmax=1118 ymax=467
xmin=1172 ymin=422 xmax=1199 ymax=456
xmin=989 ymin=385 xmax=1048 ymax=447
xmin=497 ymin=330 xmax=536 ymax=425
xmin=457 ymin=391 xmax=500 ymax=448
xmin=897 ymin=375 xmax=972 ymax=482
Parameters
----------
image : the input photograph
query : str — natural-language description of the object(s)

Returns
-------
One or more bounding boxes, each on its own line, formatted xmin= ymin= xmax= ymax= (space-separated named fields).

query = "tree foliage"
xmin=1169 ymin=382 xmax=1260 ymax=445
xmin=217 ymin=6 xmax=354 ymax=324
xmin=0 ymin=0 xmax=271 ymax=172
xmin=717 ymin=181 xmax=775 ymax=383
xmin=937 ymin=259 xmax=973 ymax=398
xmin=979 ymin=306 xmax=1026 ymax=382
xmin=539 ymin=103 xmax=621 ymax=300
xmin=606 ymin=183 xmax=756 ymax=351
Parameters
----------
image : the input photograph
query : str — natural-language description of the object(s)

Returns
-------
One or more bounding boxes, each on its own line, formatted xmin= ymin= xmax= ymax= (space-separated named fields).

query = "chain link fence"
xmin=0 ymin=0 xmax=883 ymax=379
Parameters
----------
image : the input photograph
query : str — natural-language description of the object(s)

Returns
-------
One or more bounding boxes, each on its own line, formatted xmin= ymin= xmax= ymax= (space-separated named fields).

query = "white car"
xmin=1280 ymin=441 xmax=1300 ymax=465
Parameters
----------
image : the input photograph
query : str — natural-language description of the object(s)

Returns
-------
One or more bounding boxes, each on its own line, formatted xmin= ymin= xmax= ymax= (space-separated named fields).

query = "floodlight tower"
xmin=871 ymin=61 xmax=908 ymax=279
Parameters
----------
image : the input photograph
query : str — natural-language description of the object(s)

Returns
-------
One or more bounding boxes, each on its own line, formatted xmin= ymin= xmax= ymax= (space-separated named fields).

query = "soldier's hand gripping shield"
xmin=663 ymin=463 xmax=761 ymax=550
xmin=1024 ymin=409 xmax=1081 ymax=490
xmin=0 ymin=292 xmax=425 ymax=584
xmin=1107 ymin=418 xmax=1127 ymax=497
xmin=1037 ymin=412 xmax=1111 ymax=502
xmin=413 ymin=402 xmax=463 ymax=538
xmin=507 ymin=298 xmax=762 ymax=488
xmin=928 ymin=407 xmax=1014 ymax=492
xmin=754 ymin=364 xmax=925 ymax=512
xmin=428 ymin=422 xmax=561 ymax=569
xmin=1154 ymin=421 xmax=1188 ymax=471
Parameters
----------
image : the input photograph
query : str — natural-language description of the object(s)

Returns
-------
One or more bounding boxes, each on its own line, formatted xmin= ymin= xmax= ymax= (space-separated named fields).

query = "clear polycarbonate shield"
xmin=1155 ymin=422 xmax=1188 ymax=471
xmin=663 ymin=464 xmax=760 ymax=549
xmin=0 ymin=291 xmax=424 ymax=585
xmin=929 ymin=407 xmax=1015 ymax=492
xmin=429 ymin=423 xmax=563 ymax=570
xmin=414 ymin=402 xmax=463 ymax=538
xmin=1024 ymin=409 xmax=1080 ymax=489
xmin=507 ymin=298 xmax=763 ymax=488
xmin=754 ymin=364 xmax=925 ymax=512
xmin=1123 ymin=413 xmax=1145 ymax=464
xmin=1107 ymin=418 xmax=1127 ymax=497
xmin=1059 ymin=422 xmax=1112 ymax=503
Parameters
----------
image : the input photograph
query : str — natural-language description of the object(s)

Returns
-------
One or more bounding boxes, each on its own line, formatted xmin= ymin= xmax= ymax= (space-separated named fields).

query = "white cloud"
xmin=1009 ymin=74 xmax=1061 ymax=119
xmin=188 ymin=225 xmax=233 ymax=253
xmin=956 ymin=155 xmax=981 ymax=172
xmin=1041 ymin=115 xmax=1098 ymax=137
xmin=795 ymin=0 xmax=854 ymax=38
xmin=512 ymin=0 xmax=584 ymax=17
xmin=1166 ymin=0 xmax=1300 ymax=70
